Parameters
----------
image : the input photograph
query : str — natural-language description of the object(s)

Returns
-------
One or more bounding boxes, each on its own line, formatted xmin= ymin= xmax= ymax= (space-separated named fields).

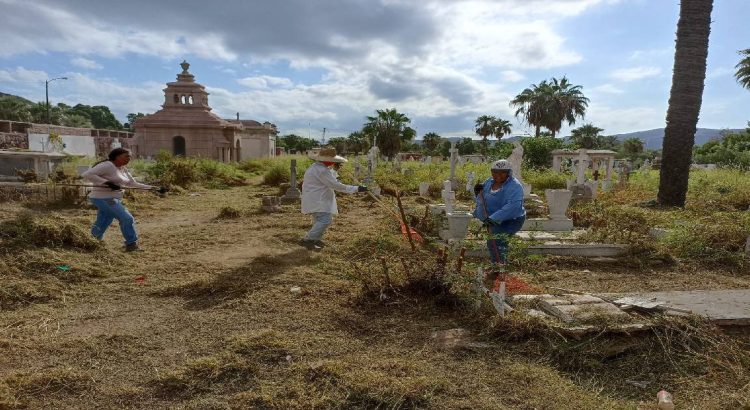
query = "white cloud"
xmin=0 ymin=66 xmax=48 ymax=84
xmin=500 ymin=70 xmax=526 ymax=83
xmin=70 ymin=57 xmax=102 ymax=70
xmin=611 ymin=66 xmax=662 ymax=82
xmin=592 ymin=84 xmax=625 ymax=94
xmin=706 ymin=66 xmax=735 ymax=80
xmin=237 ymin=75 xmax=294 ymax=89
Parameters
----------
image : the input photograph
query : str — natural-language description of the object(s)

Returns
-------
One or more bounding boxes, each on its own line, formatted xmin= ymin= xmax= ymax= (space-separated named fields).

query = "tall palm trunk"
xmin=658 ymin=0 xmax=713 ymax=207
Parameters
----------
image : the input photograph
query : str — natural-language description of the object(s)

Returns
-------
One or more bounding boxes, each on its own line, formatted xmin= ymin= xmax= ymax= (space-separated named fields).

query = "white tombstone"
xmin=508 ymin=141 xmax=524 ymax=184
xmin=281 ymin=159 xmax=302 ymax=202
xmin=445 ymin=212 xmax=473 ymax=240
xmin=442 ymin=180 xmax=455 ymax=213
xmin=354 ymin=162 xmax=361 ymax=180
xmin=372 ymin=186 xmax=381 ymax=197
xmin=449 ymin=141 xmax=459 ymax=188
xmin=419 ymin=182 xmax=429 ymax=197
xmin=111 ymin=138 xmax=122 ymax=150
xmin=424 ymin=156 xmax=432 ymax=164
xmin=465 ymin=171 xmax=476 ymax=193
xmin=576 ymin=149 xmax=588 ymax=184
xmin=546 ymin=189 xmax=573 ymax=221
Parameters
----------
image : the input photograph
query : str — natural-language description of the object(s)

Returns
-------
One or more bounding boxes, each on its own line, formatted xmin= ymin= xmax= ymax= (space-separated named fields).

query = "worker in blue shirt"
xmin=473 ymin=159 xmax=526 ymax=263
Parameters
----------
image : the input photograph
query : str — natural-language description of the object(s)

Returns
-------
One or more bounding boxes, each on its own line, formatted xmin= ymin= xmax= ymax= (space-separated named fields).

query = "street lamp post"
xmin=45 ymin=77 xmax=67 ymax=124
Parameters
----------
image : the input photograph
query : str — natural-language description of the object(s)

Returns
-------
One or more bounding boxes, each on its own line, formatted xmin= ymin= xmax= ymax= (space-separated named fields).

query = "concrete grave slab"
xmin=613 ymin=289 xmax=750 ymax=326
xmin=543 ymin=302 xmax=629 ymax=323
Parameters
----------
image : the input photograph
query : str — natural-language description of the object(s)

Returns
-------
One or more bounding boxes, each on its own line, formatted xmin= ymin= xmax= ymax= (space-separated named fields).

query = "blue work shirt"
xmin=473 ymin=176 xmax=526 ymax=223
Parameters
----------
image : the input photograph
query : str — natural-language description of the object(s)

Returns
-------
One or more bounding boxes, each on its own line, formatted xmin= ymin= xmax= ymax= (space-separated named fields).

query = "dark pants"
xmin=486 ymin=216 xmax=525 ymax=263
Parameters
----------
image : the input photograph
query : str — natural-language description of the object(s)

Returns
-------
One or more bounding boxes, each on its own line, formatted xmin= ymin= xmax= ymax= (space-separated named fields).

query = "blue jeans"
xmin=90 ymin=198 xmax=138 ymax=245
xmin=304 ymin=212 xmax=332 ymax=241
xmin=486 ymin=216 xmax=525 ymax=263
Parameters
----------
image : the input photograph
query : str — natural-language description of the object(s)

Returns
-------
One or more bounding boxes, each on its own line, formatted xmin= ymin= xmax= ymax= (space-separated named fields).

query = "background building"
xmin=134 ymin=61 xmax=277 ymax=162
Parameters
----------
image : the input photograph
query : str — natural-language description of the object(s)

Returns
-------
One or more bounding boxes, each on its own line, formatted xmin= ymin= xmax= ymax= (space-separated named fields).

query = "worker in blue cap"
xmin=473 ymin=159 xmax=526 ymax=263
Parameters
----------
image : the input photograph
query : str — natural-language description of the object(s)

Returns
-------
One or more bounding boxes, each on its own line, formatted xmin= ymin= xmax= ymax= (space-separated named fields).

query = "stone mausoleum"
xmin=134 ymin=61 xmax=277 ymax=162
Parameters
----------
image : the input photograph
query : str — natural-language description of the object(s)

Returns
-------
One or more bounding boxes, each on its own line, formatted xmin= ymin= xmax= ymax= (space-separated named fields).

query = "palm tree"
xmin=421 ymin=132 xmax=442 ymax=154
xmin=569 ymin=123 xmax=603 ymax=149
xmin=474 ymin=115 xmax=496 ymax=154
xmin=510 ymin=81 xmax=550 ymax=137
xmin=362 ymin=108 xmax=411 ymax=158
xmin=658 ymin=0 xmax=713 ymax=207
xmin=736 ymin=49 xmax=750 ymax=90
xmin=543 ymin=77 xmax=589 ymax=137
xmin=490 ymin=118 xmax=512 ymax=141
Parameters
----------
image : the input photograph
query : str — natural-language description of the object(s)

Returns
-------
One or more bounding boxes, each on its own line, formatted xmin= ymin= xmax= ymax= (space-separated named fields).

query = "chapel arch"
xmin=173 ymin=136 xmax=186 ymax=156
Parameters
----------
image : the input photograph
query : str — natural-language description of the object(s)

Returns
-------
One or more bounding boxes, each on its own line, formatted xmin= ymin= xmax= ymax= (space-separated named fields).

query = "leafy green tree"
xmin=658 ymin=0 xmax=713 ymax=207
xmin=362 ymin=108 xmax=412 ymax=158
xmin=126 ymin=113 xmax=146 ymax=130
xmin=735 ymin=48 xmax=750 ymax=90
xmin=68 ymin=104 xmax=123 ymax=130
xmin=421 ymin=132 xmax=442 ymax=155
xmin=598 ymin=135 xmax=621 ymax=150
xmin=489 ymin=140 xmax=514 ymax=159
xmin=346 ymin=131 xmax=369 ymax=155
xmin=0 ymin=97 xmax=32 ymax=122
xmin=456 ymin=137 xmax=476 ymax=155
xmin=622 ymin=138 xmax=645 ymax=159
xmin=569 ymin=123 xmax=604 ymax=149
xmin=520 ymin=136 xmax=564 ymax=169
xmin=278 ymin=134 xmax=319 ymax=153
xmin=327 ymin=137 xmax=348 ymax=154
xmin=63 ymin=114 xmax=93 ymax=128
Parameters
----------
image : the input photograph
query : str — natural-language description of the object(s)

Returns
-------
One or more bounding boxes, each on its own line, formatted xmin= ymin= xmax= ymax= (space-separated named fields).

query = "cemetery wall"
xmin=0 ymin=133 xmax=28 ymax=150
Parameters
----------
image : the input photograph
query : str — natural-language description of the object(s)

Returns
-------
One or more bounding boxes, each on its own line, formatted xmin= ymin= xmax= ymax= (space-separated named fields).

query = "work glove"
xmin=481 ymin=218 xmax=497 ymax=228
xmin=474 ymin=183 xmax=484 ymax=195
xmin=357 ymin=185 xmax=368 ymax=193
xmin=104 ymin=181 xmax=121 ymax=191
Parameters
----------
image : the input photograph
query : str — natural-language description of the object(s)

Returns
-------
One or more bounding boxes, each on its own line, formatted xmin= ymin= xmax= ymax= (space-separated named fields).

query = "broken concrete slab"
xmin=527 ymin=243 xmax=627 ymax=257
xmin=522 ymin=218 xmax=574 ymax=232
xmin=543 ymin=302 xmax=630 ymax=323
xmin=612 ymin=289 xmax=750 ymax=326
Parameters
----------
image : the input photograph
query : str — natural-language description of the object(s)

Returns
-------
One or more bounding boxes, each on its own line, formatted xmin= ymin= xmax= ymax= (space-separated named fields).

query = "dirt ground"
xmin=1 ymin=182 xmax=749 ymax=409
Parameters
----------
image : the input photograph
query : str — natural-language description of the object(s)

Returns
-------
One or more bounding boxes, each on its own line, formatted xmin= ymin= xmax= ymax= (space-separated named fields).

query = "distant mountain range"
xmin=615 ymin=128 xmax=745 ymax=150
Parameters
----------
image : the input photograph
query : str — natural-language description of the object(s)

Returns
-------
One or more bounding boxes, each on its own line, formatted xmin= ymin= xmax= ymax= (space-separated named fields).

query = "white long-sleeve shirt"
xmin=81 ymin=161 xmax=152 ymax=199
xmin=301 ymin=162 xmax=358 ymax=214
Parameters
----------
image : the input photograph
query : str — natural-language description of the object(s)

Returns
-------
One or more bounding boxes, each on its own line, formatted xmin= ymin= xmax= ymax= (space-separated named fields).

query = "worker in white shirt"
xmin=81 ymin=148 xmax=166 ymax=252
xmin=300 ymin=147 xmax=367 ymax=251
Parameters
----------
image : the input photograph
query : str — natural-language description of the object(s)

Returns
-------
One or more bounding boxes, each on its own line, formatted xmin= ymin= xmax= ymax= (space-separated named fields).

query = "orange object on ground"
xmin=399 ymin=221 xmax=423 ymax=242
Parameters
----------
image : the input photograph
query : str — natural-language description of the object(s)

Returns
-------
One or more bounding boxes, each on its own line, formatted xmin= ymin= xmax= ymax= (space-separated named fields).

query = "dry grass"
xmin=1 ymin=174 xmax=749 ymax=409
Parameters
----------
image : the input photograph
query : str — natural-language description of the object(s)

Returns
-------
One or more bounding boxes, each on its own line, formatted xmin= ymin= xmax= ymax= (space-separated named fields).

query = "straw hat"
xmin=309 ymin=147 xmax=348 ymax=163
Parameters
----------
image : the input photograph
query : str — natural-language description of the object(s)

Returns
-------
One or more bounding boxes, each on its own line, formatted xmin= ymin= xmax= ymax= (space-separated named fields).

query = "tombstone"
xmin=508 ymin=141 xmax=524 ymax=183
xmin=600 ymin=180 xmax=611 ymax=192
xmin=576 ymin=149 xmax=589 ymax=184
xmin=424 ymin=156 xmax=432 ymax=164
xmin=521 ymin=189 xmax=574 ymax=231
xmin=261 ymin=196 xmax=281 ymax=212
xmin=419 ymin=182 xmax=430 ymax=197
xmin=442 ymin=180 xmax=455 ymax=214
xmin=281 ymin=159 xmax=301 ymax=203
xmin=585 ymin=180 xmax=598 ymax=200
xmin=111 ymin=138 xmax=122 ymax=150
xmin=403 ymin=168 xmax=414 ymax=177
xmin=354 ymin=162 xmax=361 ymax=181
xmin=465 ymin=171 xmax=476 ymax=194
xmin=641 ymin=159 xmax=651 ymax=171
xmin=372 ymin=186 xmax=382 ymax=197
xmin=449 ymin=141 xmax=459 ymax=190
xmin=394 ymin=157 xmax=402 ymax=172
xmin=445 ymin=212 xmax=473 ymax=240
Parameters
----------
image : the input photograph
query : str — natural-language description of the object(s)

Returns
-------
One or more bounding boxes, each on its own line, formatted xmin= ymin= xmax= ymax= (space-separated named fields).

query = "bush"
xmin=134 ymin=156 xmax=250 ymax=189
xmin=0 ymin=212 xmax=99 ymax=250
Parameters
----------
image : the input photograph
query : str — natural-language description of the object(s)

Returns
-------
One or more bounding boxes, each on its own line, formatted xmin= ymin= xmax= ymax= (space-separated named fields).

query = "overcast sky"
xmin=0 ymin=0 xmax=748 ymax=140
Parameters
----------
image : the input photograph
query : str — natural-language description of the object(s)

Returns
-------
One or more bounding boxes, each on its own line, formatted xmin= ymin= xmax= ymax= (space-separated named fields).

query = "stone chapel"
xmin=134 ymin=61 xmax=277 ymax=162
